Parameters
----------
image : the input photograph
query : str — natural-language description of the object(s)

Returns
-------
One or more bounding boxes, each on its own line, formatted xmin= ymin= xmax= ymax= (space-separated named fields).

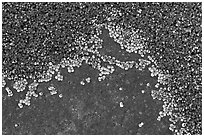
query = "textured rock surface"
xmin=2 ymin=2 xmax=201 ymax=135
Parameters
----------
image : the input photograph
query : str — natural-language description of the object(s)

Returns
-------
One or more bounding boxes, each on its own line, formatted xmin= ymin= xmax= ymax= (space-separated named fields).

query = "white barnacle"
xmin=53 ymin=64 xmax=60 ymax=72
xmin=98 ymin=75 xmax=106 ymax=81
xmin=85 ymin=77 xmax=91 ymax=83
xmin=32 ymin=92 xmax=39 ymax=98
xmin=148 ymin=65 xmax=159 ymax=77
xmin=155 ymin=83 xmax=160 ymax=88
xmin=169 ymin=123 xmax=176 ymax=131
xmin=47 ymin=68 xmax=55 ymax=75
xmin=135 ymin=62 xmax=139 ymax=69
xmin=39 ymin=92 xmax=43 ymax=96
xmin=28 ymin=80 xmax=38 ymax=91
xmin=80 ymin=81 xmax=85 ymax=85
xmin=50 ymin=90 xmax=58 ymax=95
xmin=38 ymin=71 xmax=53 ymax=83
xmin=18 ymin=100 xmax=24 ymax=108
xmin=14 ymin=123 xmax=19 ymax=127
xmin=2 ymin=76 xmax=6 ymax=88
xmin=99 ymin=66 xmax=111 ymax=75
xmin=48 ymin=85 xmax=55 ymax=91
xmin=5 ymin=87 xmax=13 ymax=97
xmin=59 ymin=93 xmax=63 ymax=98
xmin=138 ymin=58 xmax=151 ymax=69
xmin=146 ymin=83 xmax=150 ymax=87
xmin=13 ymin=78 xmax=28 ymax=92
xmin=60 ymin=58 xmax=69 ymax=68
xmin=24 ymin=99 xmax=31 ymax=106
xmin=55 ymin=72 xmax=64 ymax=81
xmin=107 ymin=65 xmax=115 ymax=73
xmin=138 ymin=122 xmax=144 ymax=127
xmin=157 ymin=115 xmax=161 ymax=121
xmin=119 ymin=102 xmax=124 ymax=108
xmin=151 ymin=90 xmax=160 ymax=100
xmin=125 ymin=61 xmax=135 ymax=69
xmin=47 ymin=84 xmax=58 ymax=95
xmin=67 ymin=66 xmax=75 ymax=73
xmin=141 ymin=90 xmax=145 ymax=94
xmin=116 ymin=61 xmax=131 ymax=70
xmin=157 ymin=73 xmax=171 ymax=85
